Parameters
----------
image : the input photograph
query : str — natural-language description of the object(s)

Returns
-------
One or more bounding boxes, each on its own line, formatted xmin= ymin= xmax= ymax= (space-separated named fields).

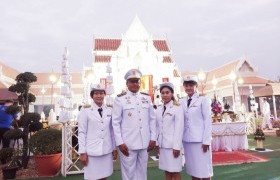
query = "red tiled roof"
xmin=206 ymin=60 xmax=240 ymax=80
xmin=163 ymin=56 xmax=173 ymax=63
xmin=153 ymin=40 xmax=170 ymax=51
xmin=93 ymin=39 xmax=170 ymax=52
xmin=242 ymin=77 xmax=268 ymax=84
xmin=94 ymin=39 xmax=121 ymax=51
xmin=95 ymin=56 xmax=111 ymax=63
xmin=254 ymin=83 xmax=280 ymax=97
xmin=0 ymin=61 xmax=20 ymax=79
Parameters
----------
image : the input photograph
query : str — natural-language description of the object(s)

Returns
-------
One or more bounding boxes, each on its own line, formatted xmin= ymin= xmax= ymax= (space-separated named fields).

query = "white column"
xmin=272 ymin=95 xmax=277 ymax=119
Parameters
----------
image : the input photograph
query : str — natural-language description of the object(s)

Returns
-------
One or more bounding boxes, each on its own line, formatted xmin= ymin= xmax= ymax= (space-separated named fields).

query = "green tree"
xmin=8 ymin=72 xmax=37 ymax=113
xmin=8 ymin=72 xmax=42 ymax=168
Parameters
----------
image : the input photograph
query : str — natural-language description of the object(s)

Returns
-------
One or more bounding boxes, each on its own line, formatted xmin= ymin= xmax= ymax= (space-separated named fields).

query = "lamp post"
xmin=49 ymin=69 xmax=57 ymax=108
xmin=237 ymin=77 xmax=244 ymax=103
xmin=212 ymin=75 xmax=218 ymax=99
xmin=229 ymin=71 xmax=237 ymax=111
xmin=41 ymin=87 xmax=46 ymax=113
xmin=198 ymin=69 xmax=206 ymax=95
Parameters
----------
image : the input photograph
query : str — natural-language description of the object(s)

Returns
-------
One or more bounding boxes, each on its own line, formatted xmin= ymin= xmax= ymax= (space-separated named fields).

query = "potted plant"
xmin=1 ymin=149 xmax=21 ymax=180
xmin=29 ymin=128 xmax=62 ymax=177
xmin=0 ymin=148 xmax=14 ymax=164
xmin=254 ymin=125 xmax=265 ymax=151
xmin=272 ymin=120 xmax=280 ymax=137
xmin=8 ymin=72 xmax=38 ymax=168
xmin=211 ymin=97 xmax=223 ymax=123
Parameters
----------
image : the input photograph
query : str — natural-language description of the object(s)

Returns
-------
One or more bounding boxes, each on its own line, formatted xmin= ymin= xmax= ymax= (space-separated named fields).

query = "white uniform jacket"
xmin=180 ymin=93 xmax=212 ymax=145
xmin=78 ymin=103 xmax=116 ymax=156
xmin=262 ymin=101 xmax=271 ymax=116
xmin=156 ymin=100 xmax=184 ymax=150
xmin=112 ymin=91 xmax=157 ymax=150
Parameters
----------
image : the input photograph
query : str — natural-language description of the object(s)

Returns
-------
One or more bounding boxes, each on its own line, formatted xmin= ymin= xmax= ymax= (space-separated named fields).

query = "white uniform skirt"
xmin=159 ymin=148 xmax=182 ymax=172
xmin=84 ymin=153 xmax=113 ymax=180
xmin=183 ymin=142 xmax=213 ymax=178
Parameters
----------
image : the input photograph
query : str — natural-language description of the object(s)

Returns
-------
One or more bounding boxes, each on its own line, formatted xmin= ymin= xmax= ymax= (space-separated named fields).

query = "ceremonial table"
xmin=211 ymin=122 xmax=248 ymax=151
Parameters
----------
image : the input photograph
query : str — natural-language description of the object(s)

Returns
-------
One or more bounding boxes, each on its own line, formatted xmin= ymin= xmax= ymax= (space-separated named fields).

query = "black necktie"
xmin=98 ymin=108 xmax=103 ymax=117
xmin=187 ymin=98 xmax=192 ymax=107
xmin=162 ymin=105 xmax=166 ymax=117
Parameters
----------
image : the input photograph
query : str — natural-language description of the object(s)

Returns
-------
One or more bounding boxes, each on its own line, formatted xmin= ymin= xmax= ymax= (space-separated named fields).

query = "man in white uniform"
xmin=262 ymin=98 xmax=272 ymax=129
xmin=112 ymin=69 xmax=157 ymax=180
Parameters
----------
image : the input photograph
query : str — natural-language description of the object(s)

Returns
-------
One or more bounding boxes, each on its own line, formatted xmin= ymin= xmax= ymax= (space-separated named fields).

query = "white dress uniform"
xmin=156 ymin=99 xmax=184 ymax=172
xmin=112 ymin=69 xmax=156 ymax=180
xmin=262 ymin=100 xmax=272 ymax=129
xmin=78 ymin=84 xmax=116 ymax=180
xmin=180 ymin=76 xmax=213 ymax=178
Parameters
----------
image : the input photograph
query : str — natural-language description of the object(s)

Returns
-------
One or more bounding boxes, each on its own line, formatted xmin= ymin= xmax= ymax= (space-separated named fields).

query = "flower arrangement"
xmin=254 ymin=126 xmax=265 ymax=141
xmin=272 ymin=120 xmax=280 ymax=129
xmin=211 ymin=97 xmax=223 ymax=115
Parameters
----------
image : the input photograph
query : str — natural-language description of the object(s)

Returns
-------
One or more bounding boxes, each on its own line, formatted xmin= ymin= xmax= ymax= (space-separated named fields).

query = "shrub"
xmin=29 ymin=129 xmax=62 ymax=155
xmin=0 ymin=148 xmax=14 ymax=164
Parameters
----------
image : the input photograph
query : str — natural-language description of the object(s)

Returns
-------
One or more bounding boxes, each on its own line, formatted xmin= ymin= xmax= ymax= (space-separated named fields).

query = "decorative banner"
xmin=140 ymin=75 xmax=154 ymax=101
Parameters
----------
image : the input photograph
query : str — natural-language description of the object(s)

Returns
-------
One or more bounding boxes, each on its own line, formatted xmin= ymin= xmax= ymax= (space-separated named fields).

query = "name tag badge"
xmin=166 ymin=113 xmax=173 ymax=116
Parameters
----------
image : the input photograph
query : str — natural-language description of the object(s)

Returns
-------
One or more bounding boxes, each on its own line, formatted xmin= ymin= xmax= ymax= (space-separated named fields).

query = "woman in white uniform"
xmin=78 ymin=84 xmax=117 ymax=180
xmin=180 ymin=76 xmax=213 ymax=180
xmin=156 ymin=82 xmax=184 ymax=180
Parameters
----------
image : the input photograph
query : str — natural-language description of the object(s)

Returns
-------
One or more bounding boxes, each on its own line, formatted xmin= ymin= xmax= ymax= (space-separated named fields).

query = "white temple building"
xmin=1 ymin=16 xmax=279 ymax=119
xmin=82 ymin=16 xmax=181 ymax=102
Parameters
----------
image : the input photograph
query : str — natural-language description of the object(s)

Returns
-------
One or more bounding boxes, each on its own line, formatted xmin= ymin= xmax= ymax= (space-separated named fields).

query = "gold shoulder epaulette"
xmin=173 ymin=101 xmax=180 ymax=106
xmin=140 ymin=92 xmax=149 ymax=96
xmin=107 ymin=104 xmax=113 ymax=108
xmin=117 ymin=91 xmax=127 ymax=97
xmin=83 ymin=104 xmax=91 ymax=108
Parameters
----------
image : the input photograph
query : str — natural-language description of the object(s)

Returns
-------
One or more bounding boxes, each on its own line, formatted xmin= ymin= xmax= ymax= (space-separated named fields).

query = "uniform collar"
xmin=91 ymin=102 xmax=105 ymax=110
xmin=163 ymin=100 xmax=173 ymax=108
xmin=187 ymin=92 xmax=199 ymax=100
xmin=127 ymin=90 xmax=139 ymax=96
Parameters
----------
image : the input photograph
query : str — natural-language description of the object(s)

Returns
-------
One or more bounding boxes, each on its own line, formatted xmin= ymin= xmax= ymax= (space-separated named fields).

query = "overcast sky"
xmin=0 ymin=0 xmax=279 ymax=80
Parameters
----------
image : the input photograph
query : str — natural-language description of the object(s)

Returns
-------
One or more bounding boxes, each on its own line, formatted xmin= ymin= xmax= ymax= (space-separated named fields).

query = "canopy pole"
xmin=272 ymin=95 xmax=277 ymax=120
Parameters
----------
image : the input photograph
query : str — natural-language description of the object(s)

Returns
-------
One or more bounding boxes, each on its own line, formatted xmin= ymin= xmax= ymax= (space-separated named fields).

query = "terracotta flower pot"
xmin=34 ymin=153 xmax=62 ymax=177
xmin=276 ymin=130 xmax=280 ymax=137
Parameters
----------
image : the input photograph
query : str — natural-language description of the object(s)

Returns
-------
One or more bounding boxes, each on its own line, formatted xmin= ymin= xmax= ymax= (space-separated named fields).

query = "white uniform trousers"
xmin=118 ymin=148 xmax=148 ymax=180
xmin=263 ymin=115 xmax=272 ymax=129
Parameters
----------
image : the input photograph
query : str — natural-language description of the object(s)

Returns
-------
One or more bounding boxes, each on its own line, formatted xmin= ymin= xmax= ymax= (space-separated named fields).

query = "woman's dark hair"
xmin=160 ymin=86 xmax=174 ymax=94
xmin=183 ymin=81 xmax=198 ymax=87
xmin=160 ymin=86 xmax=175 ymax=101
xmin=90 ymin=90 xmax=106 ymax=98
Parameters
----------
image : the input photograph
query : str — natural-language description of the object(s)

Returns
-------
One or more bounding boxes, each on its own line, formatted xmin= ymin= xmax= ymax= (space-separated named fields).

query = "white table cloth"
xmin=211 ymin=122 xmax=248 ymax=151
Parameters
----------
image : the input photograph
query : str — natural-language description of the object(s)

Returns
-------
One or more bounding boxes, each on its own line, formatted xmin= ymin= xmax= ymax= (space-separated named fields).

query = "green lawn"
xmin=23 ymin=135 xmax=280 ymax=180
